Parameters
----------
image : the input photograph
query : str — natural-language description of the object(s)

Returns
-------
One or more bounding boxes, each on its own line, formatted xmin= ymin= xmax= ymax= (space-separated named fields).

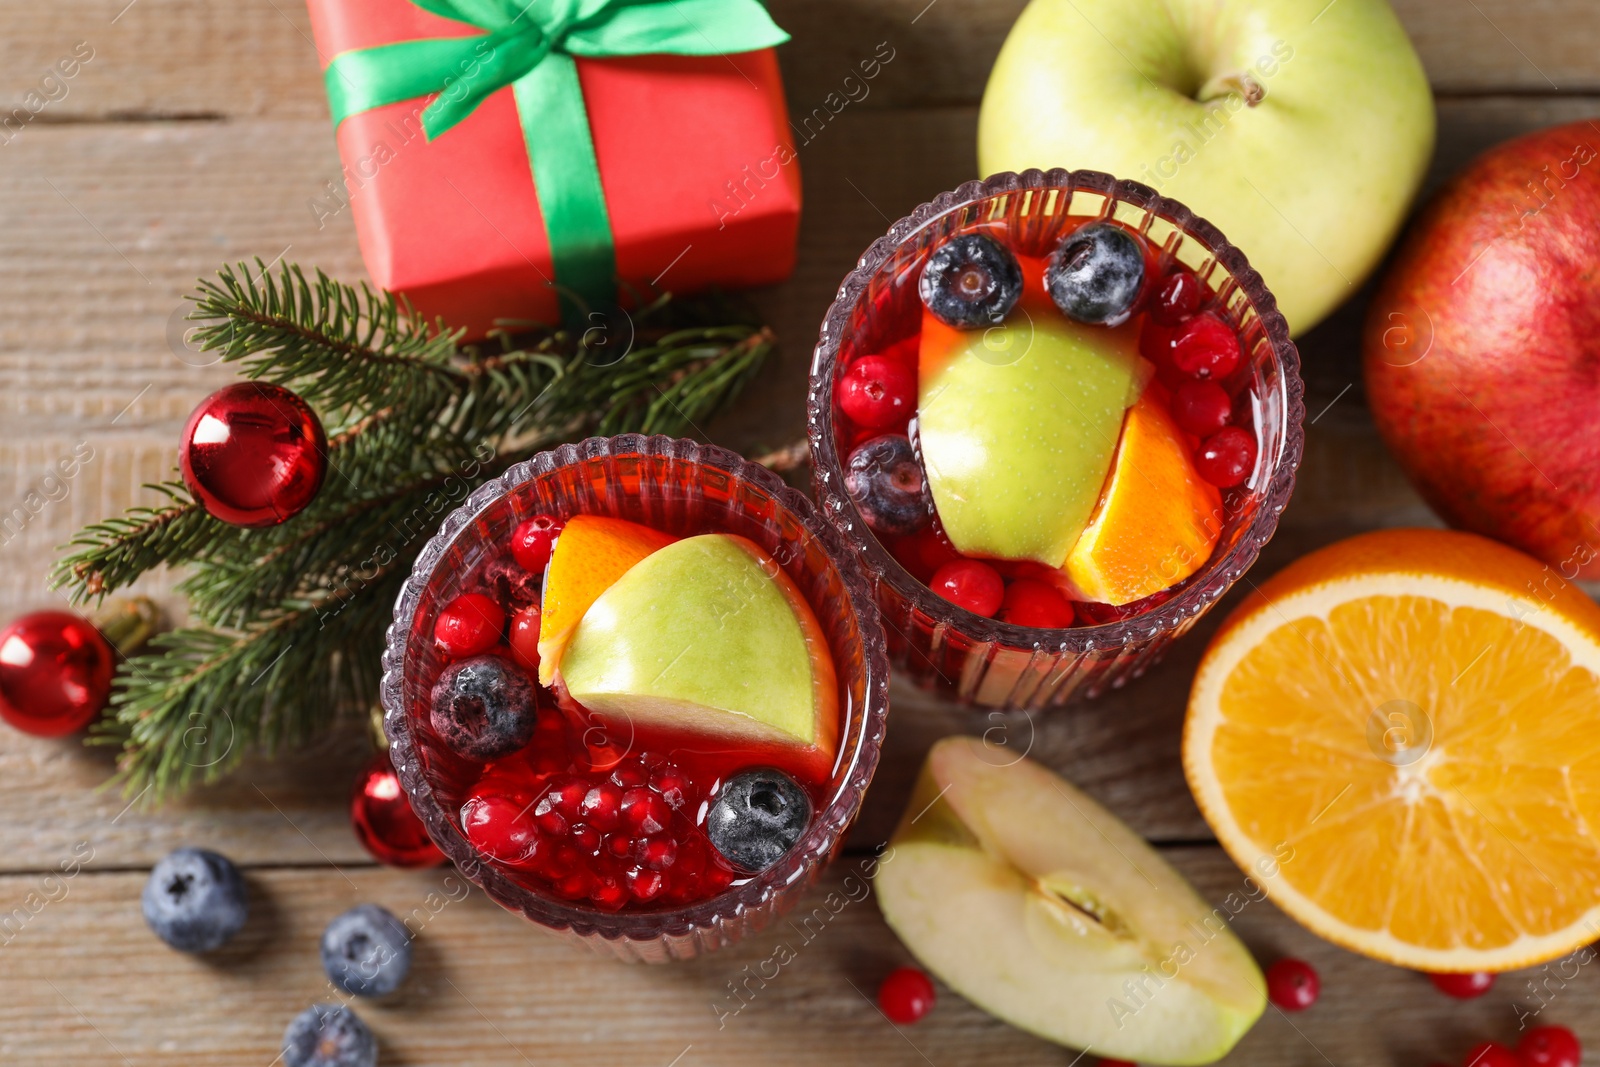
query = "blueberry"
xmin=919 ymin=233 xmax=1023 ymax=327
xmin=321 ymin=904 xmax=412 ymax=997
xmin=1045 ymin=222 xmax=1147 ymax=325
xmin=844 ymin=434 xmax=930 ymax=537
xmin=141 ymin=847 xmax=248 ymax=953
xmin=282 ymin=1004 xmax=377 ymax=1067
xmin=429 ymin=654 xmax=537 ymax=762
xmin=706 ymin=769 xmax=812 ymax=873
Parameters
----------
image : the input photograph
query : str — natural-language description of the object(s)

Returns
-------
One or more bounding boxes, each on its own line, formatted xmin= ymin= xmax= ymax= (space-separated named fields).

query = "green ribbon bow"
xmin=325 ymin=0 xmax=789 ymax=323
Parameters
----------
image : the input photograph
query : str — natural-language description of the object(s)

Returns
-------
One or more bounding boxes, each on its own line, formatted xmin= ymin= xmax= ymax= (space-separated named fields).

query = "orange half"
xmin=536 ymin=515 xmax=677 ymax=685
xmin=1064 ymin=389 xmax=1221 ymax=606
xmin=1185 ymin=528 xmax=1600 ymax=971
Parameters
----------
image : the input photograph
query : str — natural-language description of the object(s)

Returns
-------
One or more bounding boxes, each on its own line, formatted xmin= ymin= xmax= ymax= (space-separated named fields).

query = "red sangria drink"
xmin=808 ymin=170 xmax=1303 ymax=709
xmin=380 ymin=436 xmax=888 ymax=961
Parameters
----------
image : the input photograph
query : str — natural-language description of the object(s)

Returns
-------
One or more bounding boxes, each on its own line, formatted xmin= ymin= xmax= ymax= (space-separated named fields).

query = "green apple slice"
xmin=557 ymin=533 xmax=839 ymax=771
xmin=917 ymin=305 xmax=1144 ymax=566
xmin=876 ymin=738 xmax=1264 ymax=1065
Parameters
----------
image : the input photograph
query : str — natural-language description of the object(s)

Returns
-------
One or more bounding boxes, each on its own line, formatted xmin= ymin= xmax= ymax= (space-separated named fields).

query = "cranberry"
xmin=1172 ymin=380 xmax=1233 ymax=437
xmin=1518 ymin=1025 xmax=1582 ymax=1067
xmin=1169 ymin=312 xmax=1242 ymax=380
xmin=1150 ymin=268 xmax=1203 ymax=326
xmin=621 ymin=786 xmax=670 ymax=835
xmin=580 ymin=781 xmax=623 ymax=830
xmin=838 ymin=355 xmax=916 ymax=431
xmin=891 ymin=525 xmax=960 ymax=583
xmin=1195 ymin=426 xmax=1257 ymax=487
xmin=998 ymin=578 xmax=1075 ymax=628
xmin=1265 ymin=958 xmax=1319 ymax=1011
xmin=460 ymin=790 xmax=541 ymax=866
xmin=1429 ymin=971 xmax=1496 ymax=999
xmin=510 ymin=514 xmax=563 ymax=572
xmin=1463 ymin=1042 xmax=1520 ymax=1067
xmin=433 ymin=593 xmax=504 ymax=658
xmin=878 ymin=966 xmax=936 ymax=1024
xmin=1139 ymin=318 xmax=1177 ymax=367
xmin=508 ymin=605 xmax=541 ymax=672
xmin=930 ymin=559 xmax=1004 ymax=617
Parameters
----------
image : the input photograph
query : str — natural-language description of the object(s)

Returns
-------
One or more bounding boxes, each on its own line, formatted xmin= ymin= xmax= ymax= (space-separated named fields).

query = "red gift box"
xmin=305 ymin=0 xmax=801 ymax=337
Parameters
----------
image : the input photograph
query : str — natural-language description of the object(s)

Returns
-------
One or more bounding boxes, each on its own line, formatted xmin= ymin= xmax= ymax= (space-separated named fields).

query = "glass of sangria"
xmin=380 ymin=435 xmax=890 ymax=961
xmin=807 ymin=169 xmax=1303 ymax=709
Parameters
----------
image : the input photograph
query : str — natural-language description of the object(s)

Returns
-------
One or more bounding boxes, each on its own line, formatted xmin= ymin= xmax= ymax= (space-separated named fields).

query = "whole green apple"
xmin=978 ymin=0 xmax=1434 ymax=335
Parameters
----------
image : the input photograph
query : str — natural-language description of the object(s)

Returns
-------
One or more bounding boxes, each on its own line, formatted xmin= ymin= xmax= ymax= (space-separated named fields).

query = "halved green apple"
xmin=876 ymin=738 xmax=1264 ymax=1065
xmin=557 ymin=533 xmax=839 ymax=776
xmin=917 ymin=294 xmax=1146 ymax=567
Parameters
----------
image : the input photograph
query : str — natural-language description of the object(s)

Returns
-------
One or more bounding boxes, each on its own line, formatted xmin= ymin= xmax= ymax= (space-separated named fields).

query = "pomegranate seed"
xmin=626 ymin=867 xmax=665 ymax=901
xmin=553 ymin=778 xmax=588 ymax=815
xmin=1428 ymin=971 xmax=1496 ymax=999
xmin=605 ymin=834 xmax=633 ymax=859
xmin=460 ymin=791 xmax=540 ymax=866
xmin=580 ymin=781 xmax=623 ymax=830
xmin=1195 ymin=426 xmax=1257 ymax=487
xmin=1150 ymin=268 xmax=1202 ymax=326
xmin=534 ymin=807 xmax=567 ymax=837
xmin=508 ymin=604 xmax=541 ymax=672
xmin=621 ymin=787 xmax=670 ymax=835
xmin=1518 ymin=1025 xmax=1582 ymax=1067
xmin=1169 ymin=312 xmax=1242 ymax=380
xmin=651 ymin=768 xmax=690 ymax=810
xmin=838 ymin=355 xmax=916 ymax=430
xmin=590 ymin=871 xmax=629 ymax=910
xmin=1172 ymin=380 xmax=1233 ymax=437
xmin=552 ymin=870 xmax=591 ymax=900
xmin=640 ymin=836 xmax=678 ymax=871
xmin=878 ymin=966 xmax=936 ymax=1024
xmin=570 ymin=823 xmax=601 ymax=855
xmin=1265 ymin=958 xmax=1319 ymax=1011
xmin=703 ymin=863 xmax=735 ymax=892
xmin=510 ymin=514 xmax=563 ymax=572
xmin=998 ymin=578 xmax=1075 ymax=628
xmin=433 ymin=593 xmax=504 ymax=658
xmin=1463 ymin=1041 xmax=1520 ymax=1067
xmin=610 ymin=758 xmax=649 ymax=788
xmin=930 ymin=559 xmax=1004 ymax=617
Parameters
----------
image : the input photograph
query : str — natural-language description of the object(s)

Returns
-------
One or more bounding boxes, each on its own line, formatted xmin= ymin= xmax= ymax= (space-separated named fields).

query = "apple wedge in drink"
xmin=876 ymin=738 xmax=1264 ymax=1064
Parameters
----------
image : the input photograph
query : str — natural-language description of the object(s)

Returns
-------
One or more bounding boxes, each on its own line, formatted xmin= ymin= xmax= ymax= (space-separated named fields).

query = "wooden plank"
xmin=0 ymin=851 xmax=1581 ymax=1065
xmin=3 ymin=0 xmax=1599 ymax=128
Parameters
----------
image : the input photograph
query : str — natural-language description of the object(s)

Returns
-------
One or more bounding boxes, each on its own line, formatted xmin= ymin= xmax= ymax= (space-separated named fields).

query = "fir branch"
xmin=59 ymin=259 xmax=777 ymax=800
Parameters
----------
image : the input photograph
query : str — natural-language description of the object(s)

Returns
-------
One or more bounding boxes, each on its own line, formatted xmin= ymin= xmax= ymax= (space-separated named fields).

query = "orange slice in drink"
xmin=1185 ymin=528 xmax=1600 ymax=972
xmin=1063 ymin=388 xmax=1221 ymax=606
xmin=536 ymin=515 xmax=676 ymax=685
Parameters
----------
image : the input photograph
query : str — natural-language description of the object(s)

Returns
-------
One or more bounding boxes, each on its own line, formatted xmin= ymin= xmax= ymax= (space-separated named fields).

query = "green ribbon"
xmin=325 ymin=0 xmax=789 ymax=324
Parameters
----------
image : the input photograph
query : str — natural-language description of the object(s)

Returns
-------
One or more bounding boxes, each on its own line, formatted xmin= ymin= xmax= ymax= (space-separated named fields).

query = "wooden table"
xmin=1 ymin=1 xmax=1595 ymax=1063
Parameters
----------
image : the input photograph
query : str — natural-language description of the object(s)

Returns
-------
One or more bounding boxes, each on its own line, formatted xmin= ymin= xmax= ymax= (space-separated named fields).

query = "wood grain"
xmin=3 ymin=0 xmax=1599 ymax=126
xmin=0 ymin=853 xmax=1584 ymax=1066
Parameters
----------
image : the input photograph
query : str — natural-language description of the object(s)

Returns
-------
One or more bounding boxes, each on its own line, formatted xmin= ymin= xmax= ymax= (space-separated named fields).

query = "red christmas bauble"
xmin=351 ymin=751 xmax=446 ymax=868
xmin=180 ymin=381 xmax=327 ymax=527
xmin=0 ymin=612 xmax=115 ymax=736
